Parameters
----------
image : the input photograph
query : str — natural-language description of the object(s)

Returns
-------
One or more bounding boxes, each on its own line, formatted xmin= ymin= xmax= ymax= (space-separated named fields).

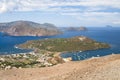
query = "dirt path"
xmin=0 ymin=54 xmax=120 ymax=80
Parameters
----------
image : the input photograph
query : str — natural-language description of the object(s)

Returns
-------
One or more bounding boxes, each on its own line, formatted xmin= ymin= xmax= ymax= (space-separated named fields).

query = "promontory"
xmin=18 ymin=36 xmax=110 ymax=52
xmin=0 ymin=36 xmax=110 ymax=70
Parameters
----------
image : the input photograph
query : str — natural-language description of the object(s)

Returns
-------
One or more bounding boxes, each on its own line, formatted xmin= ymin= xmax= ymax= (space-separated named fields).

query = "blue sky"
xmin=0 ymin=0 xmax=120 ymax=27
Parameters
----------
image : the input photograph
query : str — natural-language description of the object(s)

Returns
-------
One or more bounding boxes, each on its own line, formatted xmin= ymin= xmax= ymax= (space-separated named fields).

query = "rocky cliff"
xmin=0 ymin=21 xmax=61 ymax=36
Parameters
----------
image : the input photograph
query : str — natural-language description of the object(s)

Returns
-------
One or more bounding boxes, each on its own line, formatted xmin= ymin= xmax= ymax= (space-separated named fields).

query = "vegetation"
xmin=0 ymin=36 xmax=110 ymax=70
xmin=19 ymin=36 xmax=110 ymax=52
xmin=0 ymin=52 xmax=64 ymax=70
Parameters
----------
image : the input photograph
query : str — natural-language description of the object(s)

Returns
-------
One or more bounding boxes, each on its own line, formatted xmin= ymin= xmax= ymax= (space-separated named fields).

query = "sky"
xmin=0 ymin=0 xmax=120 ymax=27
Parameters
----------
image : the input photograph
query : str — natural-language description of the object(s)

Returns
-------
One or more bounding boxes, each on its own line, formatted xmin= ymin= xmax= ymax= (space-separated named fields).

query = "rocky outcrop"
xmin=0 ymin=21 xmax=61 ymax=36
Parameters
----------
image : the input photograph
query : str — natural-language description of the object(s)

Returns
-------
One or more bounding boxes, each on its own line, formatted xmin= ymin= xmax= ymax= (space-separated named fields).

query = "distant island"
xmin=66 ymin=26 xmax=87 ymax=31
xmin=0 ymin=20 xmax=61 ymax=36
xmin=106 ymin=25 xmax=113 ymax=28
xmin=0 ymin=36 xmax=110 ymax=69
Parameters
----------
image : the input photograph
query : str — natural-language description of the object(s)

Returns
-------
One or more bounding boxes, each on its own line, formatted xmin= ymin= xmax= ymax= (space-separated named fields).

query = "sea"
xmin=0 ymin=27 xmax=120 ymax=61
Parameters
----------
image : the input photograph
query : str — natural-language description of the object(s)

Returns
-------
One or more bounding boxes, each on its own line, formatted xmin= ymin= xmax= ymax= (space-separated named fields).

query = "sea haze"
xmin=0 ymin=27 xmax=120 ymax=61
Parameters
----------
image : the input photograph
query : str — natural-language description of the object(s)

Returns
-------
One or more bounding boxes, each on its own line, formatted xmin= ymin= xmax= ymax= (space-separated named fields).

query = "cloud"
xmin=0 ymin=0 xmax=120 ymax=26
xmin=0 ymin=0 xmax=120 ymax=13
xmin=61 ymin=11 xmax=120 ymax=26
xmin=113 ymin=21 xmax=120 ymax=24
xmin=0 ymin=0 xmax=18 ymax=13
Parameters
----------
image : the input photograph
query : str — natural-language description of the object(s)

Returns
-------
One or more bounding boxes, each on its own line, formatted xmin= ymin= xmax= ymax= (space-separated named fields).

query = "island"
xmin=66 ymin=26 xmax=87 ymax=31
xmin=0 ymin=36 xmax=110 ymax=70
xmin=18 ymin=36 xmax=109 ymax=52
xmin=0 ymin=20 xmax=61 ymax=36
xmin=106 ymin=25 xmax=112 ymax=28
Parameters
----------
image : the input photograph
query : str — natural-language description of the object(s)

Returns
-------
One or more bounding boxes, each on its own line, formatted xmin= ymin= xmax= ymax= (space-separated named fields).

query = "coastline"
xmin=0 ymin=49 xmax=65 ymax=70
xmin=0 ymin=36 xmax=111 ymax=70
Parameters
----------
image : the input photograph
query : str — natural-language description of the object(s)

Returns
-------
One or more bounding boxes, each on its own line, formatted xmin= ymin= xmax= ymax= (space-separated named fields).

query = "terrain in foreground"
xmin=0 ymin=54 xmax=120 ymax=80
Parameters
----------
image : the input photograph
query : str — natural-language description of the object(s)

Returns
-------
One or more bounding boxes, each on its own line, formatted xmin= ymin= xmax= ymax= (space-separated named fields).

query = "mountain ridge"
xmin=0 ymin=20 xmax=61 ymax=36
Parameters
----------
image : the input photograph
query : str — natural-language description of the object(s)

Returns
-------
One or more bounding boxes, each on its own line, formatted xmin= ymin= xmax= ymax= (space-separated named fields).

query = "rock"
xmin=48 ymin=56 xmax=65 ymax=65
xmin=63 ymin=57 xmax=72 ymax=62
xmin=18 ymin=67 xmax=22 ymax=69
xmin=78 ymin=36 xmax=87 ymax=41
xmin=49 ymin=58 xmax=58 ymax=65
xmin=0 ymin=20 xmax=61 ymax=36
xmin=36 ymin=58 xmax=45 ymax=63
xmin=5 ymin=66 xmax=11 ymax=70
xmin=0 ymin=58 xmax=5 ymax=62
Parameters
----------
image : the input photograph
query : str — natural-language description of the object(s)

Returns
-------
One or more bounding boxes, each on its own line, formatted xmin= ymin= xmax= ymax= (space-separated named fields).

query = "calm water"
xmin=0 ymin=27 xmax=120 ymax=61
xmin=0 ymin=34 xmax=51 ymax=55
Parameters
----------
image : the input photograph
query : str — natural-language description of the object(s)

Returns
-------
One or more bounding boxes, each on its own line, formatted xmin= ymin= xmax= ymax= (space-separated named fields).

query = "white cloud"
xmin=61 ymin=11 xmax=120 ymax=26
xmin=0 ymin=0 xmax=120 ymax=13
xmin=113 ymin=21 xmax=120 ymax=24
xmin=0 ymin=0 xmax=120 ymax=26
xmin=0 ymin=0 xmax=18 ymax=13
xmin=0 ymin=3 xmax=7 ymax=13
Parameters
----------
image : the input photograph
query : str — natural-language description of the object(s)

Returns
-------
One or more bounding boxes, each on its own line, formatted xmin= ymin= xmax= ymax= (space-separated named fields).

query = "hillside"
xmin=0 ymin=54 xmax=120 ymax=80
xmin=18 ymin=36 xmax=110 ymax=52
xmin=0 ymin=36 xmax=110 ymax=70
xmin=0 ymin=21 xmax=61 ymax=36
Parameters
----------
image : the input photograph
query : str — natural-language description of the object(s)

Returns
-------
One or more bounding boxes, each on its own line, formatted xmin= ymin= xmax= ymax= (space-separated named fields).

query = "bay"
xmin=0 ymin=27 xmax=120 ymax=61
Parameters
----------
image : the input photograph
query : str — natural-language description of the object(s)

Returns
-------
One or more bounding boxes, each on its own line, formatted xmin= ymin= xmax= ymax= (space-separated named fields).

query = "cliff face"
xmin=0 ymin=21 xmax=61 ymax=36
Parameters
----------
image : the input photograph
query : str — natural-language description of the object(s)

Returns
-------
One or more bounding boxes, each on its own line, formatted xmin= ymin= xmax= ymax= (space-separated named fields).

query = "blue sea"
xmin=0 ymin=27 xmax=120 ymax=61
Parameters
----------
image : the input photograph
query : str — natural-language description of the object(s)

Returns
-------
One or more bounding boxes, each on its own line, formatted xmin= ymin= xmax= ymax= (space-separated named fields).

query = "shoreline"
xmin=0 ymin=50 xmax=65 ymax=70
xmin=0 ymin=44 xmax=113 ymax=64
xmin=0 ymin=35 xmax=112 ymax=70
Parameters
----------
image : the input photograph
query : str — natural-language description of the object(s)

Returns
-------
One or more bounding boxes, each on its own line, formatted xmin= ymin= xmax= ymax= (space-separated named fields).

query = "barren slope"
xmin=0 ymin=54 xmax=120 ymax=80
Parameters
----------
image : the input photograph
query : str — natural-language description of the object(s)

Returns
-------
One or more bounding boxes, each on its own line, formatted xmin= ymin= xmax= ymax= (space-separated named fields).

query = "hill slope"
xmin=0 ymin=21 xmax=61 ymax=36
xmin=18 ymin=36 xmax=110 ymax=52
xmin=0 ymin=54 xmax=120 ymax=80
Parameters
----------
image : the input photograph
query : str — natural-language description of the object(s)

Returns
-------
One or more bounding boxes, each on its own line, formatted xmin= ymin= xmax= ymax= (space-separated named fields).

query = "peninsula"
xmin=0 ymin=36 xmax=110 ymax=70
xmin=18 ymin=36 xmax=109 ymax=52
